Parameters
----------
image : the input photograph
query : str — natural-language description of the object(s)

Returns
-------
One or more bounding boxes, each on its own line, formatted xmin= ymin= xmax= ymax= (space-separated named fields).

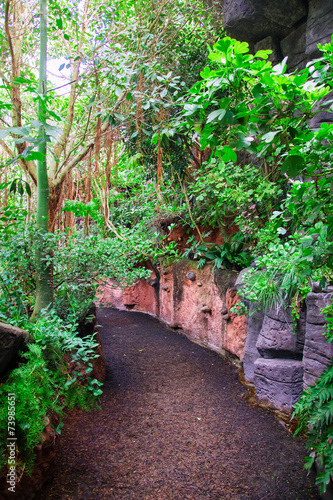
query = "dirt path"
xmin=41 ymin=308 xmax=320 ymax=500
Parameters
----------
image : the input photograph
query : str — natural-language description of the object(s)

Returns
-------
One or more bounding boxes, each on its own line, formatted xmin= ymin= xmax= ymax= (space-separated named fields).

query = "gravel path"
xmin=41 ymin=307 xmax=320 ymax=500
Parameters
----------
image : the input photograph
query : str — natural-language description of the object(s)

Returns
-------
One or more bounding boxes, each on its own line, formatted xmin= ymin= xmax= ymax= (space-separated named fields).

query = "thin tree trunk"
xmin=32 ymin=0 xmax=53 ymax=318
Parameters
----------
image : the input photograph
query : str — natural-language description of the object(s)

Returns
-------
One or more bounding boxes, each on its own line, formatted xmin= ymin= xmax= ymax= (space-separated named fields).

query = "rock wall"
xmin=98 ymin=261 xmax=248 ymax=362
xmin=243 ymin=292 xmax=333 ymax=413
xmin=221 ymin=0 xmax=333 ymax=71
xmin=99 ymin=269 xmax=333 ymax=414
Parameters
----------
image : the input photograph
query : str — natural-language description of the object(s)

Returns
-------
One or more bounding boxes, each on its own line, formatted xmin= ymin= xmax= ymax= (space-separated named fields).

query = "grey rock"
xmin=221 ymin=307 xmax=228 ymax=315
xmin=254 ymin=358 xmax=304 ymax=412
xmin=222 ymin=313 xmax=230 ymax=320
xmin=303 ymin=321 xmax=333 ymax=389
xmin=243 ymin=303 xmax=265 ymax=383
xmin=161 ymin=270 xmax=168 ymax=275
xmin=0 ymin=322 xmax=29 ymax=377
xmin=254 ymin=36 xmax=281 ymax=65
xmin=252 ymin=0 xmax=307 ymax=29
xmin=280 ymin=22 xmax=308 ymax=71
xmin=306 ymin=0 xmax=333 ymax=58
xmin=161 ymin=285 xmax=169 ymax=291
xmin=256 ymin=311 xmax=305 ymax=358
xmin=186 ymin=272 xmax=196 ymax=281
xmin=222 ymin=0 xmax=304 ymax=44
xmin=201 ymin=305 xmax=212 ymax=314
xmin=306 ymin=292 xmax=332 ymax=325
xmin=197 ymin=282 xmax=202 ymax=287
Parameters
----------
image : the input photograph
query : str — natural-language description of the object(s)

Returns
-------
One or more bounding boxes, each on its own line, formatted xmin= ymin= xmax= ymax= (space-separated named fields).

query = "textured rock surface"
xmin=306 ymin=0 xmax=333 ymax=58
xmin=303 ymin=292 xmax=333 ymax=388
xmin=254 ymin=36 xmax=281 ymax=64
xmin=221 ymin=0 xmax=333 ymax=72
xmin=0 ymin=322 xmax=29 ymax=377
xmin=254 ymin=358 xmax=304 ymax=412
xmin=242 ymin=303 xmax=264 ymax=383
xmin=256 ymin=308 xmax=305 ymax=359
xmin=222 ymin=0 xmax=306 ymax=43
xmin=97 ymin=262 xmax=248 ymax=361
xmin=222 ymin=0 xmax=287 ymax=44
xmin=280 ymin=22 xmax=307 ymax=71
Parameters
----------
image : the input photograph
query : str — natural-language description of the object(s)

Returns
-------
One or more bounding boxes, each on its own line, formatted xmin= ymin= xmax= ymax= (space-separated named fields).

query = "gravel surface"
xmin=41 ymin=307 xmax=320 ymax=500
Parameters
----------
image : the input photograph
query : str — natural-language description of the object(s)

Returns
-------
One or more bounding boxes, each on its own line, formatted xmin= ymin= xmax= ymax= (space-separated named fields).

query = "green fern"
xmin=293 ymin=363 xmax=333 ymax=494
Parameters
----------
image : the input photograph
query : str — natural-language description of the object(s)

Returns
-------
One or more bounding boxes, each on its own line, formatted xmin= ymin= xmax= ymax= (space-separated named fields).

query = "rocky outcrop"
xmin=250 ymin=307 xmax=306 ymax=412
xmin=244 ymin=293 xmax=333 ymax=413
xmin=221 ymin=0 xmax=333 ymax=71
xmin=0 ymin=322 xmax=29 ymax=377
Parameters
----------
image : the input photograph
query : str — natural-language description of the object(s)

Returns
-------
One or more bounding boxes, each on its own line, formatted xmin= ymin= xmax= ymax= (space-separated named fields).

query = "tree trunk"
xmin=32 ymin=0 xmax=53 ymax=318
xmin=48 ymin=182 xmax=64 ymax=233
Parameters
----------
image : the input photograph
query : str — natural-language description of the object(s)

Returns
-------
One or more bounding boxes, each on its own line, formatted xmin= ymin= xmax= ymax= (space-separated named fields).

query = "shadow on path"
xmin=42 ymin=308 xmax=320 ymax=499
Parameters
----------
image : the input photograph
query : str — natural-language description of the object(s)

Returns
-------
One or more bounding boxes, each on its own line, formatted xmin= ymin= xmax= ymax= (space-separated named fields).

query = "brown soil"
xmin=40 ymin=307 xmax=320 ymax=500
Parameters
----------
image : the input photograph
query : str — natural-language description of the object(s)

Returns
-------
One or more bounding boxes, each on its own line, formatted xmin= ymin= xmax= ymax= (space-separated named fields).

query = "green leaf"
xmin=206 ymin=109 xmax=226 ymax=123
xmin=25 ymin=182 xmax=32 ymax=197
xmin=254 ymin=50 xmax=272 ymax=60
xmin=262 ymin=130 xmax=279 ymax=143
xmin=9 ymin=180 xmax=16 ymax=194
xmin=281 ymin=155 xmax=305 ymax=177
xmin=14 ymin=77 xmax=33 ymax=85
xmin=56 ymin=18 xmax=63 ymax=29
xmin=63 ymin=33 xmax=70 ymax=41
xmin=114 ymin=112 xmax=125 ymax=121
xmin=24 ymin=151 xmax=45 ymax=162
xmin=0 ymin=129 xmax=10 ymax=140
xmin=221 ymin=146 xmax=237 ymax=162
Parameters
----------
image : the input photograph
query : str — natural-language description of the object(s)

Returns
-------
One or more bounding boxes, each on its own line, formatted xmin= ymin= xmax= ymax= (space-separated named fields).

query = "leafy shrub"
xmin=293 ymin=364 xmax=333 ymax=495
xmin=0 ymin=309 xmax=102 ymax=475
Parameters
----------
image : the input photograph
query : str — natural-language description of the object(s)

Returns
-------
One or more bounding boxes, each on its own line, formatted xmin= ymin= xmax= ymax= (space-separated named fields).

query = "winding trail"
xmin=42 ymin=308 xmax=320 ymax=499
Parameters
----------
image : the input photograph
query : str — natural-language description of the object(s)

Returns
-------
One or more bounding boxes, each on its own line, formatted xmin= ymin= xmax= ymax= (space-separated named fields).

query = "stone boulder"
xmin=254 ymin=358 xmax=304 ymax=412
xmin=0 ymin=322 xmax=29 ymax=377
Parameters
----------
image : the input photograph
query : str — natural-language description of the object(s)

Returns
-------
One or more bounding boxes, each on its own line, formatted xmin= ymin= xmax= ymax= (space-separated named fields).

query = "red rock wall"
xmin=97 ymin=261 xmax=248 ymax=362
